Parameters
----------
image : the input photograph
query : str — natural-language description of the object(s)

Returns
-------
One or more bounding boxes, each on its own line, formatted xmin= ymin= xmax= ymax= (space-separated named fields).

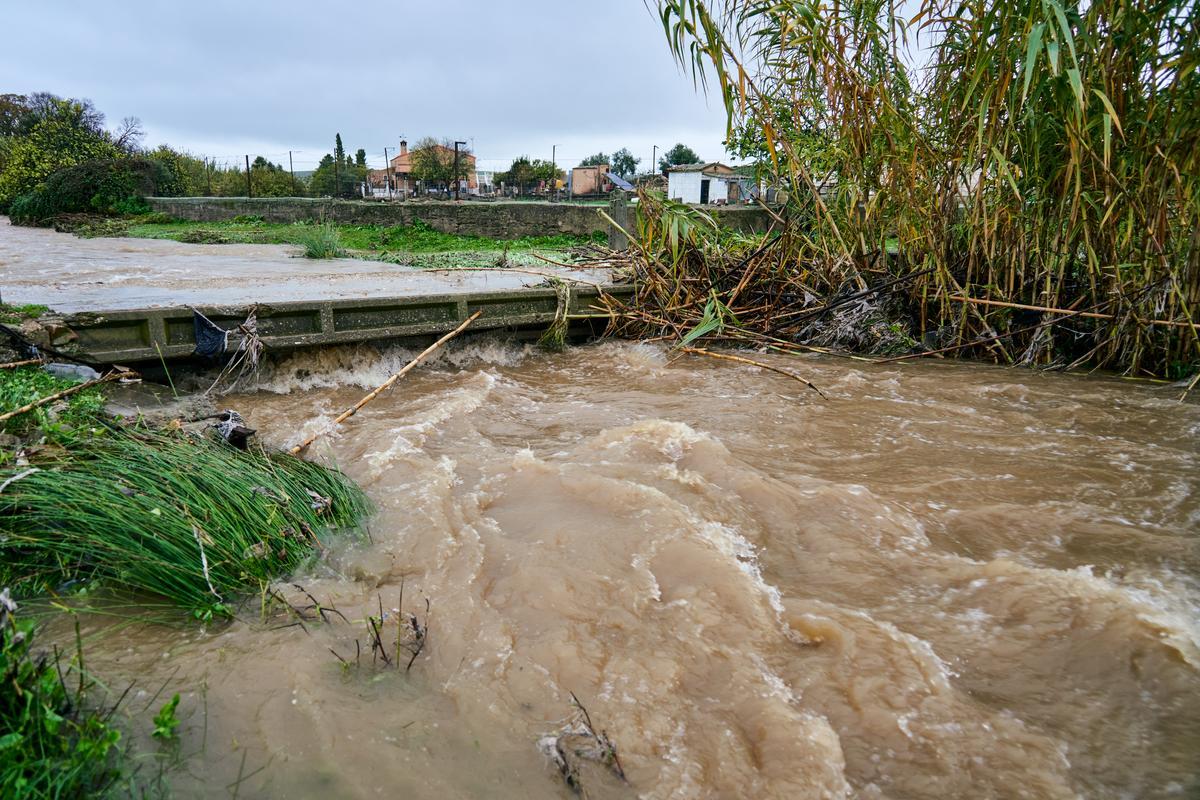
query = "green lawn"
xmin=119 ymin=217 xmax=604 ymax=259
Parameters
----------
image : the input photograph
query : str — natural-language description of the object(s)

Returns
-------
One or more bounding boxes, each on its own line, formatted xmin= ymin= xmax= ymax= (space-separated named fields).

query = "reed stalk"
xmin=642 ymin=0 xmax=1199 ymax=378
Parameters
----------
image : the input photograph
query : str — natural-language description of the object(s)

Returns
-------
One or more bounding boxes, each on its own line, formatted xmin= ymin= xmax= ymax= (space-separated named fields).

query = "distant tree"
xmin=610 ymin=148 xmax=640 ymax=177
xmin=15 ymin=93 xmax=106 ymax=137
xmin=308 ymin=139 xmax=366 ymax=198
xmin=354 ymin=148 xmax=367 ymax=168
xmin=496 ymin=156 xmax=563 ymax=193
xmin=247 ymin=156 xmax=298 ymax=197
xmin=410 ymin=137 xmax=472 ymax=192
xmin=307 ymin=154 xmax=337 ymax=196
xmin=113 ymin=116 xmax=144 ymax=153
xmin=146 ymin=145 xmax=210 ymax=196
xmin=0 ymin=94 xmax=31 ymax=138
xmin=658 ymin=142 xmax=701 ymax=172
xmin=0 ymin=96 xmax=118 ymax=210
xmin=578 ymin=152 xmax=609 ymax=167
xmin=723 ymin=103 xmax=833 ymax=182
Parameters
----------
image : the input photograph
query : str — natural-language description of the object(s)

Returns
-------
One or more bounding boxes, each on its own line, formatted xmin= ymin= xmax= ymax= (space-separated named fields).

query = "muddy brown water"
xmin=52 ymin=341 xmax=1199 ymax=799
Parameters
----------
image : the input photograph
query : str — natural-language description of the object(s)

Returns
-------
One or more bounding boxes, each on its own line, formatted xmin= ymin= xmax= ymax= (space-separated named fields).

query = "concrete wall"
xmin=145 ymin=196 xmax=773 ymax=242
xmin=146 ymin=197 xmax=605 ymax=239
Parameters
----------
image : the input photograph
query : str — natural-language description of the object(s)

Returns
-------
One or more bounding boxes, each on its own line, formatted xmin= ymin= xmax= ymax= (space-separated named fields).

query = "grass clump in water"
xmin=296 ymin=222 xmax=346 ymax=259
xmin=0 ymin=594 xmax=125 ymax=798
xmin=0 ymin=428 xmax=372 ymax=613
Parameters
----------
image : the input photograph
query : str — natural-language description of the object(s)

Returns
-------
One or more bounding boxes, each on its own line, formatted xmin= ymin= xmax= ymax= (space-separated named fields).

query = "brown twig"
xmin=680 ymin=346 xmax=827 ymax=398
xmin=290 ymin=311 xmax=483 ymax=455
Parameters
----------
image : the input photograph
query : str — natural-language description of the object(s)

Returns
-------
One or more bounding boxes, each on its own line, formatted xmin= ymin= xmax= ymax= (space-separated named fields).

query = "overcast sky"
xmin=1 ymin=1 xmax=733 ymax=173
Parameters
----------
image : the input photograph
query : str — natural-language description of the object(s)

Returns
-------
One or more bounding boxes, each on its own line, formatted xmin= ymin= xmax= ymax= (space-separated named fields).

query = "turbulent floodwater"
xmin=70 ymin=341 xmax=1198 ymax=799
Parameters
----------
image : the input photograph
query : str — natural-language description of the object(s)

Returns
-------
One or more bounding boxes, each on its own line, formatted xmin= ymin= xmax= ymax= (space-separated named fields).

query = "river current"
xmin=67 ymin=340 xmax=1198 ymax=799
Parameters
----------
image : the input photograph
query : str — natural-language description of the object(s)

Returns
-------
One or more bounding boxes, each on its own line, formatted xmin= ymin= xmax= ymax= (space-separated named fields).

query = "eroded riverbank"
xmin=45 ymin=340 xmax=1200 ymax=799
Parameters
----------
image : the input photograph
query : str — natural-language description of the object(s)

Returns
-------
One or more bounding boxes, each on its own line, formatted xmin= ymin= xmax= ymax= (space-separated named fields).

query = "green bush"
xmin=8 ymin=158 xmax=181 ymax=226
xmin=110 ymin=196 xmax=150 ymax=216
xmin=6 ymin=193 xmax=56 ymax=226
xmin=138 ymin=211 xmax=174 ymax=225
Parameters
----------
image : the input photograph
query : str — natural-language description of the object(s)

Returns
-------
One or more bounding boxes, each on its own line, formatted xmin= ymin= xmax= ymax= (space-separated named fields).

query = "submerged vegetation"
xmin=639 ymin=0 xmax=1199 ymax=379
xmin=0 ymin=597 xmax=126 ymax=799
xmin=0 ymin=358 xmax=371 ymax=796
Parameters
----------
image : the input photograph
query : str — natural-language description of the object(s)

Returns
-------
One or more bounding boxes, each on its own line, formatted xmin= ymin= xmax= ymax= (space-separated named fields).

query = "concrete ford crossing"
xmin=10 ymin=285 xmax=632 ymax=365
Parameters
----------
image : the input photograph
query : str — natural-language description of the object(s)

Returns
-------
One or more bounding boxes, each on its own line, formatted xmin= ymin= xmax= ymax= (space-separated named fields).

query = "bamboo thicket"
xmin=646 ymin=0 xmax=1199 ymax=377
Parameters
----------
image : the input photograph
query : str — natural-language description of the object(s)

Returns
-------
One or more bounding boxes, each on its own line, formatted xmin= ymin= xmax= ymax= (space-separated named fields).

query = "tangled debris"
xmin=537 ymin=692 xmax=627 ymax=796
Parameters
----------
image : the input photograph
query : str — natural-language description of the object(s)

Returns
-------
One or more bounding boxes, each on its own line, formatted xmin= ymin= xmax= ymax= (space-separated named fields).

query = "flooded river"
xmin=65 ymin=340 xmax=1198 ymax=799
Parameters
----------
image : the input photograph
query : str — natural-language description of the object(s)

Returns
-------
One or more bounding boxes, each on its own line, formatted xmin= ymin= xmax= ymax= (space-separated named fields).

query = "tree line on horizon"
xmin=0 ymin=91 xmax=714 ymax=221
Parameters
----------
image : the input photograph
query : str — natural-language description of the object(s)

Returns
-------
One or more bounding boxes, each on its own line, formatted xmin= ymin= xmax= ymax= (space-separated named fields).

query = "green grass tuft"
xmin=0 ymin=428 xmax=372 ymax=611
xmin=297 ymin=222 xmax=346 ymax=259
xmin=0 ymin=305 xmax=50 ymax=325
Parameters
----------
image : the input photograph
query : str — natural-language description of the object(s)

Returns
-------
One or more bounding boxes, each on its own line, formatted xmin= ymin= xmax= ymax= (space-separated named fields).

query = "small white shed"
xmin=666 ymin=162 xmax=738 ymax=205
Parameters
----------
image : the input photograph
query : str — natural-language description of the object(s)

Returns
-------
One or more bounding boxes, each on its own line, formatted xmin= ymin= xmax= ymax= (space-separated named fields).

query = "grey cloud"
xmin=1 ymin=0 xmax=731 ymax=171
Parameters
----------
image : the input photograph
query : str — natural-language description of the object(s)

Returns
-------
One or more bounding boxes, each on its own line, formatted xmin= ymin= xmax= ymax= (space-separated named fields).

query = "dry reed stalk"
xmin=948 ymin=296 xmax=1200 ymax=331
xmin=0 ymin=359 xmax=43 ymax=370
xmin=289 ymin=311 xmax=482 ymax=455
xmin=680 ymin=346 xmax=826 ymax=398
xmin=644 ymin=0 xmax=1199 ymax=379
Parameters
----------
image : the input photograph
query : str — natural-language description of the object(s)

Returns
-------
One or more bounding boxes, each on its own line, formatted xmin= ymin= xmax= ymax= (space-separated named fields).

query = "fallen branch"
xmin=680 ymin=346 xmax=826 ymax=399
xmin=537 ymin=692 xmax=627 ymax=795
xmin=0 ymin=358 xmax=44 ymax=370
xmin=289 ymin=311 xmax=483 ymax=455
xmin=0 ymin=369 xmax=137 ymax=425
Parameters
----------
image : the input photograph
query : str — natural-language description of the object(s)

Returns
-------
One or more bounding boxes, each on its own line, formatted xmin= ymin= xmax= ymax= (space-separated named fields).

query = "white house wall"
xmin=668 ymin=171 xmax=702 ymax=204
xmin=667 ymin=171 xmax=734 ymax=204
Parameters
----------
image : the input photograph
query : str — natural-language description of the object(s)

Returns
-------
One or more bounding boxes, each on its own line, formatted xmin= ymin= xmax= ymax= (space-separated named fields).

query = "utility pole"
xmin=652 ymin=145 xmax=658 ymax=176
xmin=245 ymin=154 xmax=252 ymax=198
xmin=205 ymin=157 xmax=212 ymax=196
xmin=383 ymin=147 xmax=392 ymax=199
xmin=334 ymin=155 xmax=340 ymax=199
xmin=288 ymin=150 xmax=296 ymax=196
xmin=551 ymin=144 xmax=558 ymax=200
xmin=453 ymin=140 xmax=467 ymax=201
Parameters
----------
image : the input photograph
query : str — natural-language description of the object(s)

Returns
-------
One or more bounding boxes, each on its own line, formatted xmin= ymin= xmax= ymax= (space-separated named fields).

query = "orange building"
xmin=369 ymin=140 xmax=478 ymax=195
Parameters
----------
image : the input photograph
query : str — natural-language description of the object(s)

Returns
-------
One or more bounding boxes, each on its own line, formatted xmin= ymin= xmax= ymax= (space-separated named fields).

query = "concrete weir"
xmin=21 ymin=284 xmax=631 ymax=365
